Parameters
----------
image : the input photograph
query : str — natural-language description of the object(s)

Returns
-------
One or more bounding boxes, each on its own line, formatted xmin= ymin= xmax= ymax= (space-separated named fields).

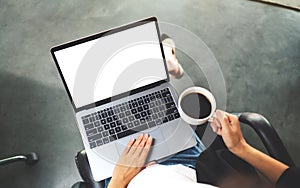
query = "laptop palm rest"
xmin=115 ymin=127 xmax=170 ymax=162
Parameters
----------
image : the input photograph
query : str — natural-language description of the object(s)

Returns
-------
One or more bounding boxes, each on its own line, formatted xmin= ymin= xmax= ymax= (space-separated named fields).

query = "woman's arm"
xmin=108 ymin=134 xmax=152 ymax=188
xmin=210 ymin=110 xmax=289 ymax=184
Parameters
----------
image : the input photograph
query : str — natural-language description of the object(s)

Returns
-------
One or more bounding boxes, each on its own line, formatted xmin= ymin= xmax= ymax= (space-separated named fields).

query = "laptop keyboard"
xmin=81 ymin=88 xmax=180 ymax=149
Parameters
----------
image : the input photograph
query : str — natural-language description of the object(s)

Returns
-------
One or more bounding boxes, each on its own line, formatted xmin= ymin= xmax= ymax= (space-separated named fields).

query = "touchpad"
xmin=115 ymin=128 xmax=170 ymax=162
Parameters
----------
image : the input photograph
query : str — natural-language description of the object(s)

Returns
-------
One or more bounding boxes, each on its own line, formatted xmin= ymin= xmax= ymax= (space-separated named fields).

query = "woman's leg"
xmin=159 ymin=132 xmax=205 ymax=169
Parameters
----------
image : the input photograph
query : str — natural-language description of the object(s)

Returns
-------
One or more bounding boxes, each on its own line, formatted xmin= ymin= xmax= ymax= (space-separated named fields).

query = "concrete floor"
xmin=0 ymin=0 xmax=299 ymax=187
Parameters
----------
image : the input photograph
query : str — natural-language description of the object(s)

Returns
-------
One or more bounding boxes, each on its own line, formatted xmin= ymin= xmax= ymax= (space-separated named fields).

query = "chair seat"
xmin=73 ymin=150 xmax=105 ymax=188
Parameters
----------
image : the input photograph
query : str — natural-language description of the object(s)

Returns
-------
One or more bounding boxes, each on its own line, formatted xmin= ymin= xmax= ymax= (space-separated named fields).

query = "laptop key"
xmin=114 ymin=108 xmax=120 ymax=114
xmin=109 ymin=129 xmax=115 ymax=135
xmin=119 ymin=112 xmax=125 ymax=118
xmin=82 ymin=119 xmax=89 ymax=125
xmin=166 ymin=108 xmax=177 ymax=115
xmin=100 ymin=119 xmax=106 ymax=125
xmin=125 ymin=111 xmax=131 ymax=116
xmin=153 ymin=107 xmax=159 ymax=113
xmin=149 ymin=102 xmax=155 ymax=108
xmin=120 ymin=106 xmax=126 ymax=112
xmin=134 ymin=120 xmax=140 ymax=126
xmin=90 ymin=142 xmax=97 ymax=148
xmin=174 ymin=113 xmax=180 ymax=119
xmin=108 ymin=110 xmax=114 ymax=116
xmin=89 ymin=116 xmax=96 ymax=122
xmin=121 ymin=125 xmax=128 ymax=131
xmin=94 ymin=121 xmax=100 ymax=127
xmin=110 ymin=122 xmax=116 ymax=128
xmin=166 ymin=102 xmax=175 ymax=109
xmin=138 ymin=100 xmax=144 ymax=105
xmin=146 ymin=116 xmax=152 ymax=122
xmin=86 ymin=128 xmax=97 ymax=136
xmin=117 ymin=129 xmax=136 ymax=139
xmin=133 ymin=123 xmax=148 ymax=132
xmin=102 ymin=131 xmax=109 ymax=137
xmin=84 ymin=123 xmax=94 ymax=130
xmin=150 ymin=95 xmax=156 ymax=100
xmin=104 ymin=124 xmax=110 ymax=130
xmin=127 ymin=122 xmax=134 ymax=128
xmin=158 ymin=112 xmax=164 ymax=117
xmin=162 ymin=90 xmax=171 ymax=97
xmin=97 ymin=126 xmax=104 ymax=132
xmin=122 ymin=118 xmax=129 ymax=124
xmin=162 ymin=117 xmax=168 ymax=123
xmin=140 ymin=118 xmax=146 ymax=124
xmin=107 ymin=117 xmax=113 ymax=123
xmin=96 ymin=139 xmax=103 ymax=146
xmin=128 ymin=116 xmax=134 ymax=122
xmin=167 ymin=96 xmax=173 ymax=103
xmin=88 ymin=133 xmax=102 ymax=142
xmin=156 ymin=94 xmax=162 ymax=99
xmin=148 ymin=121 xmax=156 ymax=128
xmin=135 ymin=113 xmax=141 ymax=119
xmin=131 ymin=109 xmax=137 ymax=114
xmin=109 ymin=135 xmax=117 ymax=142
xmin=145 ymin=98 xmax=150 ymax=103
xmin=156 ymin=119 xmax=162 ymax=125
xmin=168 ymin=114 xmax=175 ymax=121
xmin=141 ymin=111 xmax=147 ymax=117
xmin=101 ymin=112 xmax=108 ymax=118
xmin=152 ymin=114 xmax=158 ymax=120
xmin=159 ymin=105 xmax=165 ymax=111
xmin=137 ymin=106 xmax=143 ymax=112
xmin=113 ymin=115 xmax=118 ymax=121
xmin=147 ymin=109 xmax=152 ymax=115
xmin=103 ymin=137 xmax=109 ymax=144
xmin=115 ymin=127 xmax=122 ymax=133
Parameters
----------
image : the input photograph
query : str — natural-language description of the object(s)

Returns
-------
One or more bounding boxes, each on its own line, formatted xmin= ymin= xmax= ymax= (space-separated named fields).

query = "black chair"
xmin=196 ymin=113 xmax=295 ymax=186
xmin=71 ymin=112 xmax=295 ymax=188
xmin=0 ymin=152 xmax=39 ymax=166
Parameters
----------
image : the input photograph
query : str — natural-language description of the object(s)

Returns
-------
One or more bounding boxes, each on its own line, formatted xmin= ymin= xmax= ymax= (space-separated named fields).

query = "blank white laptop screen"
xmin=54 ymin=22 xmax=167 ymax=108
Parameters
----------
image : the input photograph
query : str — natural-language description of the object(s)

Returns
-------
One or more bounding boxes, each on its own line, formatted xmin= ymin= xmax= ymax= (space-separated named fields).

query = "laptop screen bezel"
xmin=50 ymin=17 xmax=170 ymax=112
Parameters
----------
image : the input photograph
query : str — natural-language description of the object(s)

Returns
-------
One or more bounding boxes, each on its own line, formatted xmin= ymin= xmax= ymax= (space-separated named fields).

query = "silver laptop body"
xmin=51 ymin=17 xmax=196 ymax=181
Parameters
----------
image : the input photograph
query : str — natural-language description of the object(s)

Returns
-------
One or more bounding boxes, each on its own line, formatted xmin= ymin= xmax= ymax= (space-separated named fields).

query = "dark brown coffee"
xmin=180 ymin=93 xmax=212 ymax=119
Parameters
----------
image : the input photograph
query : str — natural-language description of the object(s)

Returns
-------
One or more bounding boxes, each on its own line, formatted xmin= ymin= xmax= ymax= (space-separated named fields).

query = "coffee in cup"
xmin=178 ymin=87 xmax=216 ymax=125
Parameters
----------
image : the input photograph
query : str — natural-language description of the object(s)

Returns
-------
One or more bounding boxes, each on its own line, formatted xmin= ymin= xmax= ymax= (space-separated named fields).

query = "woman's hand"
xmin=108 ymin=134 xmax=153 ymax=188
xmin=210 ymin=110 xmax=247 ymax=154
xmin=210 ymin=110 xmax=289 ymax=183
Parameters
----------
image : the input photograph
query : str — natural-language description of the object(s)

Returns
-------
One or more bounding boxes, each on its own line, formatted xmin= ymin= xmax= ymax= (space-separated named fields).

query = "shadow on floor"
xmin=0 ymin=71 xmax=82 ymax=187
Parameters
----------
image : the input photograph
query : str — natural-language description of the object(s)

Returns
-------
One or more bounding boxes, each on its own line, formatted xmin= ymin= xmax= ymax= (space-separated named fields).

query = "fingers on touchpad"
xmin=115 ymin=129 xmax=169 ymax=158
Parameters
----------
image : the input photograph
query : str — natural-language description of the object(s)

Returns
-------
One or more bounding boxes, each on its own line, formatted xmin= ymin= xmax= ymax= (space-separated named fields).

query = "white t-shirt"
xmin=128 ymin=164 xmax=218 ymax=188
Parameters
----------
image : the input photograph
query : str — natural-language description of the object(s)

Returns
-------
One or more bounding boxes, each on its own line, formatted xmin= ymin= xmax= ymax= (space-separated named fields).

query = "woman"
xmin=107 ymin=110 xmax=298 ymax=188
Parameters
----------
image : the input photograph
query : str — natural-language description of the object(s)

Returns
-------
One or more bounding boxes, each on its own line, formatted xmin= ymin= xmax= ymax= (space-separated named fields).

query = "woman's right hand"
xmin=210 ymin=110 xmax=248 ymax=154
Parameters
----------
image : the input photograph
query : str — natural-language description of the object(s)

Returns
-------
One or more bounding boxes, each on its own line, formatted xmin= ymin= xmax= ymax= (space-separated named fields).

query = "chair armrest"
xmin=74 ymin=150 xmax=105 ymax=188
xmin=238 ymin=112 xmax=295 ymax=166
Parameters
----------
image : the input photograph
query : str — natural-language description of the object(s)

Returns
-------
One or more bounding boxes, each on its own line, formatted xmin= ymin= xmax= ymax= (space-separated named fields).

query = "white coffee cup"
xmin=178 ymin=87 xmax=216 ymax=125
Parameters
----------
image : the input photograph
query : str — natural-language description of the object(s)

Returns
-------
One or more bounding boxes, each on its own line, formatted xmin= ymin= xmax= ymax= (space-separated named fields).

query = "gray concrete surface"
xmin=0 ymin=0 xmax=299 ymax=187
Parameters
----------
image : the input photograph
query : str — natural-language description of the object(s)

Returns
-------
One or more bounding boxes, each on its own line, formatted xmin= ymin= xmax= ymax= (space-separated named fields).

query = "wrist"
xmin=108 ymin=177 xmax=127 ymax=188
xmin=229 ymin=139 xmax=250 ymax=156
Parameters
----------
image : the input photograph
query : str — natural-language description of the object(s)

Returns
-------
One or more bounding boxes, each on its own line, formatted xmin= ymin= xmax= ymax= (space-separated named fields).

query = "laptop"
xmin=50 ymin=17 xmax=196 ymax=181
